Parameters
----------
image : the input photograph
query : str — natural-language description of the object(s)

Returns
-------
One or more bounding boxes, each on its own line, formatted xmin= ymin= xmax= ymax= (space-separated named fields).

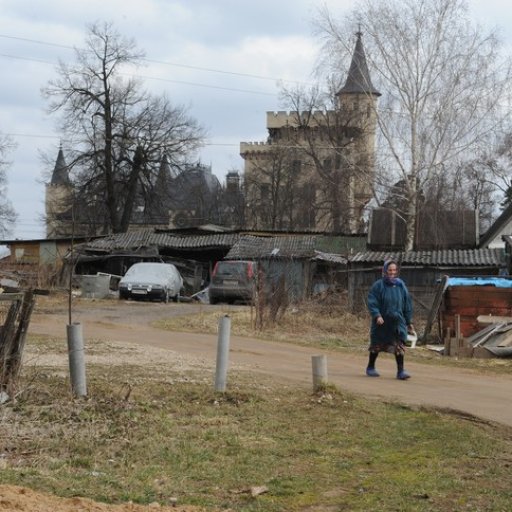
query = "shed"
xmin=347 ymin=248 xmax=507 ymax=316
xmin=73 ymin=229 xmax=239 ymax=294
xmin=440 ymin=277 xmax=512 ymax=338
xmin=224 ymin=235 xmax=348 ymax=301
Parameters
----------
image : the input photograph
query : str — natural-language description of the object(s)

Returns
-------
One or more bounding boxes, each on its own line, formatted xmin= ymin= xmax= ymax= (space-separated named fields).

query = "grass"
xmin=2 ymin=333 xmax=512 ymax=511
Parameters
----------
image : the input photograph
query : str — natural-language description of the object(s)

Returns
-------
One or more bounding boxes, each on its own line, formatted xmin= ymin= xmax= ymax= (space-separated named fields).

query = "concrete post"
xmin=312 ymin=354 xmax=328 ymax=391
xmin=67 ymin=322 xmax=87 ymax=397
xmin=215 ymin=315 xmax=231 ymax=392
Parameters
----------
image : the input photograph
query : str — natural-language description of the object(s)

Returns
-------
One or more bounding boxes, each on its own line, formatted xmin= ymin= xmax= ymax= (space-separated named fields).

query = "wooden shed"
xmin=440 ymin=277 xmax=512 ymax=338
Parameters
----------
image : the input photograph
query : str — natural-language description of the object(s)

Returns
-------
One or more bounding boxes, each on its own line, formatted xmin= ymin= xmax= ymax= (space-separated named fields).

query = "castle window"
xmin=260 ymin=183 xmax=270 ymax=202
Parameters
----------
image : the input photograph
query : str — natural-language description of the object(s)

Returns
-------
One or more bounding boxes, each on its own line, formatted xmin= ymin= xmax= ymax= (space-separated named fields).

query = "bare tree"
xmin=0 ymin=134 xmax=17 ymax=236
xmin=43 ymin=22 xmax=205 ymax=234
xmin=316 ymin=0 xmax=512 ymax=249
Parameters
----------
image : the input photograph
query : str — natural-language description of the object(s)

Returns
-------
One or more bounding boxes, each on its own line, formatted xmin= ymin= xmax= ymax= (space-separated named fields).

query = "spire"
xmin=50 ymin=145 xmax=71 ymax=186
xmin=155 ymin=154 xmax=177 ymax=188
xmin=337 ymin=31 xmax=380 ymax=97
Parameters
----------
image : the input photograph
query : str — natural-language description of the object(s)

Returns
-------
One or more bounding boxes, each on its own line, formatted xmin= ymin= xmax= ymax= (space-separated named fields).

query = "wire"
xmin=0 ymin=33 xmax=309 ymax=85
xmin=6 ymin=132 xmax=243 ymax=146
xmin=0 ymin=52 xmax=278 ymax=96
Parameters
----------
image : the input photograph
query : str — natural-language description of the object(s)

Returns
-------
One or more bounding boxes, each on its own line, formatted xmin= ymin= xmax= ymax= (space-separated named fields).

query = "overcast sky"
xmin=0 ymin=0 xmax=510 ymax=239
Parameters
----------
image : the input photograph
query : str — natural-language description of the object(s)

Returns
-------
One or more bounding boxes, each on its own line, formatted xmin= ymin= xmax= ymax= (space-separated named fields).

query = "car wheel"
xmin=209 ymin=296 xmax=218 ymax=305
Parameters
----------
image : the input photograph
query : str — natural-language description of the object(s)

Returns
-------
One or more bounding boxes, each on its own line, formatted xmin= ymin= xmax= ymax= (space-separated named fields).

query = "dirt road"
xmin=30 ymin=299 xmax=512 ymax=428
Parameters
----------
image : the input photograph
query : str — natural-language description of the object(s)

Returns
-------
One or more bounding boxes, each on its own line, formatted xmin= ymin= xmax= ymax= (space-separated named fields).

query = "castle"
xmin=46 ymin=32 xmax=378 ymax=238
xmin=240 ymin=32 xmax=380 ymax=233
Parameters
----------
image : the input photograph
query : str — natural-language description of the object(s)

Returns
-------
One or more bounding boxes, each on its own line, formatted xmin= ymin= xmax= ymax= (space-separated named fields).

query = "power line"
xmin=0 ymin=52 xmax=277 ymax=96
xmin=0 ymin=32 xmax=309 ymax=85
xmin=5 ymin=132 xmax=242 ymax=146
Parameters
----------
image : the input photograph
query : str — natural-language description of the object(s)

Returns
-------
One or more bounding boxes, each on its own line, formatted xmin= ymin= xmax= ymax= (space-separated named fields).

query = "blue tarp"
xmin=447 ymin=277 xmax=512 ymax=288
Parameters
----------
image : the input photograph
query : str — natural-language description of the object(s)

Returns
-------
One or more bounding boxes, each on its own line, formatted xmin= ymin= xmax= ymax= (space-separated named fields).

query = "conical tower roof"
xmin=337 ymin=32 xmax=380 ymax=97
xmin=155 ymin=154 xmax=177 ymax=189
xmin=50 ymin=147 xmax=71 ymax=185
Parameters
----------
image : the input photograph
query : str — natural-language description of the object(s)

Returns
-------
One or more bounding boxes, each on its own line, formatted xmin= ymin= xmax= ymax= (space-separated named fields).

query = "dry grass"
xmin=2 ymin=334 xmax=512 ymax=511
xmin=157 ymin=297 xmax=369 ymax=350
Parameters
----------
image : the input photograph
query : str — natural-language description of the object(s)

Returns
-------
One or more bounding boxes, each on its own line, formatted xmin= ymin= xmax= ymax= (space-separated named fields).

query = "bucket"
xmin=407 ymin=331 xmax=418 ymax=348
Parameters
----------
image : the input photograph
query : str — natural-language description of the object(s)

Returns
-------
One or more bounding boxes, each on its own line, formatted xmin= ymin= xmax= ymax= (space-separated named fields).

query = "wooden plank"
xmin=473 ymin=347 xmax=494 ymax=359
xmin=458 ymin=346 xmax=474 ymax=358
xmin=472 ymin=323 xmax=507 ymax=348
xmin=467 ymin=324 xmax=502 ymax=345
xmin=446 ymin=307 xmax=512 ymax=317
xmin=421 ymin=275 xmax=449 ymax=341
xmin=455 ymin=314 xmax=461 ymax=346
xmin=477 ymin=315 xmax=512 ymax=325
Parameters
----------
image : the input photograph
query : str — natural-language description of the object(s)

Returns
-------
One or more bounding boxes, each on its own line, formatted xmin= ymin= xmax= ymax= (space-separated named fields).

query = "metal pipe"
xmin=214 ymin=315 xmax=231 ymax=392
xmin=312 ymin=354 xmax=328 ymax=391
xmin=67 ymin=322 xmax=87 ymax=397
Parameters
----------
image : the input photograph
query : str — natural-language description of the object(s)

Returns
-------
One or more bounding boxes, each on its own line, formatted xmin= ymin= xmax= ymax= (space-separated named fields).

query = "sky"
xmin=0 ymin=0 xmax=511 ymax=240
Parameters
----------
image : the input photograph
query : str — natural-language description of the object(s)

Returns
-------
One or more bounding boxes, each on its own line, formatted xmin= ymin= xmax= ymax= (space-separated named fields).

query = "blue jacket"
xmin=367 ymin=278 xmax=412 ymax=345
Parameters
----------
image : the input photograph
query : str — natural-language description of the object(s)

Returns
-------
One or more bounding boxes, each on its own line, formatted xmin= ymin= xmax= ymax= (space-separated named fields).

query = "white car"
xmin=118 ymin=262 xmax=183 ymax=303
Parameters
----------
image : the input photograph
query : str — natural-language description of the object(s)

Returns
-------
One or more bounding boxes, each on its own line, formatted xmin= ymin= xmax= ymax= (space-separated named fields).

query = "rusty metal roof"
xmin=226 ymin=235 xmax=318 ymax=259
xmin=78 ymin=230 xmax=239 ymax=252
xmin=349 ymin=249 xmax=506 ymax=267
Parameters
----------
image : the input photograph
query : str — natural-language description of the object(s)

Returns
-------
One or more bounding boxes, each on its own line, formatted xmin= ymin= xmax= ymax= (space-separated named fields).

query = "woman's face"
xmin=386 ymin=263 xmax=398 ymax=278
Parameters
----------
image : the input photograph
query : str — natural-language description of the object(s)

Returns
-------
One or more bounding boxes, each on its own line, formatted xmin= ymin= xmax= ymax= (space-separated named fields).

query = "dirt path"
xmin=29 ymin=300 xmax=512 ymax=428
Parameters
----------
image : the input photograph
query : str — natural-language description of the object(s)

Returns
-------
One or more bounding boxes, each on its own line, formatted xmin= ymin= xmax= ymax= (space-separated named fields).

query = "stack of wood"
xmin=443 ymin=314 xmax=512 ymax=358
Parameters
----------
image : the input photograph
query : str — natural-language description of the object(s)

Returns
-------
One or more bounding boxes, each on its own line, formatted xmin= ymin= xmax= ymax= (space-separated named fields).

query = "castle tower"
xmin=335 ymin=31 xmax=381 ymax=231
xmin=147 ymin=154 xmax=175 ymax=225
xmin=45 ymin=146 xmax=73 ymax=237
xmin=225 ymin=171 xmax=240 ymax=194
xmin=240 ymin=31 xmax=380 ymax=233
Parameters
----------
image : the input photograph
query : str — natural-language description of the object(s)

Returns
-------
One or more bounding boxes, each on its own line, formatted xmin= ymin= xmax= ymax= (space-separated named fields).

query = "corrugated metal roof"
xmin=349 ymin=249 xmax=506 ymax=266
xmin=312 ymin=251 xmax=347 ymax=264
xmin=78 ymin=230 xmax=239 ymax=252
xmin=226 ymin=235 xmax=318 ymax=259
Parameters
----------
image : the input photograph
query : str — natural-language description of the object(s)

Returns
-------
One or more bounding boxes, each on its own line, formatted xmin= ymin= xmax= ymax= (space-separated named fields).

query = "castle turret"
xmin=336 ymin=31 xmax=380 ymax=100
xmin=336 ymin=31 xmax=380 ymax=127
xmin=50 ymin=146 xmax=71 ymax=186
xmin=45 ymin=146 xmax=73 ymax=237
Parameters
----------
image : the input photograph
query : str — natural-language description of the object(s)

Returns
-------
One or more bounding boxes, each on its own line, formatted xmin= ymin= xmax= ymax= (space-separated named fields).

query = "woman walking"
xmin=366 ymin=260 xmax=414 ymax=380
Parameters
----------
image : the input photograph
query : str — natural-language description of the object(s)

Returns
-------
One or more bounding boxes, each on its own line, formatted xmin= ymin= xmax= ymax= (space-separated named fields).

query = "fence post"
xmin=311 ymin=355 xmax=328 ymax=391
xmin=215 ymin=315 xmax=231 ymax=392
xmin=67 ymin=322 xmax=87 ymax=397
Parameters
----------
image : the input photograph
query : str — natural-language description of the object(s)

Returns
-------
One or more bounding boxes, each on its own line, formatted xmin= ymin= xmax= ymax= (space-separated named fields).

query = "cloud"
xmin=0 ymin=0 xmax=508 ymax=238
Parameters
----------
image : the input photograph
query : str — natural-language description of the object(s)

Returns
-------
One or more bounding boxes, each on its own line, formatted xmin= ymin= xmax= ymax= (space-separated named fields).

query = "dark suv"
xmin=209 ymin=260 xmax=257 ymax=304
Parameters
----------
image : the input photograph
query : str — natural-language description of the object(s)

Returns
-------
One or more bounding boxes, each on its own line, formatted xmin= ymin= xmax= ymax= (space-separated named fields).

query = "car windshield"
xmin=216 ymin=262 xmax=250 ymax=277
xmin=124 ymin=264 xmax=171 ymax=281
